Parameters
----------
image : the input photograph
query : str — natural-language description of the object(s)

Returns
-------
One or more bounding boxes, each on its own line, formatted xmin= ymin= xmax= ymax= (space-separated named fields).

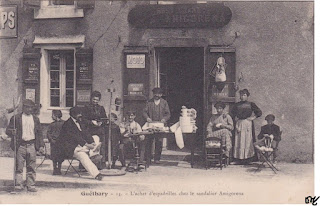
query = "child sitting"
xmin=119 ymin=111 xmax=146 ymax=168
xmin=254 ymin=114 xmax=281 ymax=163
xmin=47 ymin=110 xmax=64 ymax=175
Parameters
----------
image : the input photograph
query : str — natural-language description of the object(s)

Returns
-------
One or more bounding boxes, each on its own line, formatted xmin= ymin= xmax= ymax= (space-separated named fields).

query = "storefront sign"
xmin=126 ymin=54 xmax=145 ymax=68
xmin=77 ymin=90 xmax=91 ymax=102
xmin=128 ymin=83 xmax=144 ymax=95
xmin=212 ymin=84 xmax=229 ymax=97
xmin=24 ymin=62 xmax=39 ymax=83
xmin=128 ymin=4 xmax=232 ymax=28
xmin=78 ymin=62 xmax=90 ymax=80
xmin=0 ymin=6 xmax=17 ymax=38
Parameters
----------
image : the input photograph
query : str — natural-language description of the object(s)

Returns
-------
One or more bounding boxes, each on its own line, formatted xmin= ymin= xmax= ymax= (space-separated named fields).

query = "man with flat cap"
xmin=143 ymin=87 xmax=171 ymax=164
xmin=6 ymin=99 xmax=44 ymax=192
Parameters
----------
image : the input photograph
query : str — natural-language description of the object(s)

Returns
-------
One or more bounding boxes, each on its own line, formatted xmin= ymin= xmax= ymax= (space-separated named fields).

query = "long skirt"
xmin=233 ymin=119 xmax=255 ymax=159
xmin=208 ymin=129 xmax=232 ymax=157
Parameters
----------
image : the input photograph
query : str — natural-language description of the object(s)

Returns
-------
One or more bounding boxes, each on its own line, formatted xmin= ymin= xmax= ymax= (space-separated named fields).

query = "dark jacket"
xmin=143 ymin=98 xmax=171 ymax=122
xmin=57 ymin=118 xmax=94 ymax=159
xmin=6 ymin=113 xmax=44 ymax=151
xmin=258 ymin=124 xmax=281 ymax=141
xmin=82 ymin=103 xmax=107 ymax=135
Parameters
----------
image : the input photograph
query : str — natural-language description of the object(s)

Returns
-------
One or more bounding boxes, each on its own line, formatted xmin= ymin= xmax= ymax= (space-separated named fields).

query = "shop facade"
xmin=0 ymin=0 xmax=314 ymax=163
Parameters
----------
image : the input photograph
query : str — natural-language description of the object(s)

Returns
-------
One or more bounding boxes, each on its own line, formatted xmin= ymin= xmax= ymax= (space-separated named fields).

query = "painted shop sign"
xmin=128 ymin=4 xmax=232 ymax=28
xmin=126 ymin=54 xmax=145 ymax=68
xmin=77 ymin=89 xmax=91 ymax=103
xmin=24 ymin=62 xmax=39 ymax=83
xmin=128 ymin=83 xmax=144 ymax=96
xmin=0 ymin=5 xmax=17 ymax=38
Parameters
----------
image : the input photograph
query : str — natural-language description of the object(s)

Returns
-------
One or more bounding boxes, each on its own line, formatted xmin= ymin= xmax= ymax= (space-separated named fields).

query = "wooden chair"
xmin=204 ymin=137 xmax=228 ymax=170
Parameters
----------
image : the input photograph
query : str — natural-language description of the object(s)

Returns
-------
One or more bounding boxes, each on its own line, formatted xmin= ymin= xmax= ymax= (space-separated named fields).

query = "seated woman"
xmin=206 ymin=101 xmax=234 ymax=157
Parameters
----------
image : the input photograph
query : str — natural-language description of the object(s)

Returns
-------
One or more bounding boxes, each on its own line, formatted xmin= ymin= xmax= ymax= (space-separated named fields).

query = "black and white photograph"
xmin=0 ymin=0 xmax=316 ymax=204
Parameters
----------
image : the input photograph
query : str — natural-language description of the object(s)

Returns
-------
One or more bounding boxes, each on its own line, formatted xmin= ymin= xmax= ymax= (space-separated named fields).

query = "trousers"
xmin=146 ymin=133 xmax=163 ymax=161
xmin=16 ymin=144 xmax=36 ymax=188
xmin=73 ymin=146 xmax=100 ymax=178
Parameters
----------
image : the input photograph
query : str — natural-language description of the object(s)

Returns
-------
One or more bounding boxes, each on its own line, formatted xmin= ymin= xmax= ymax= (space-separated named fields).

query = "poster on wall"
xmin=25 ymin=88 xmax=35 ymax=102
xmin=24 ymin=62 xmax=39 ymax=83
xmin=77 ymin=89 xmax=91 ymax=103
xmin=128 ymin=83 xmax=144 ymax=95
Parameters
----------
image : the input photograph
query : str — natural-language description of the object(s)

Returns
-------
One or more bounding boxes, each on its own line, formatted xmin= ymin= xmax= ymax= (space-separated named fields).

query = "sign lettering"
xmin=0 ymin=6 xmax=17 ymax=38
xmin=128 ymin=4 xmax=232 ymax=28
xmin=126 ymin=54 xmax=145 ymax=69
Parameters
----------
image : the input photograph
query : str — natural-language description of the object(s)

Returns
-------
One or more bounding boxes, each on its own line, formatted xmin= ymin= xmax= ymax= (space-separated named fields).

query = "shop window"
xmin=48 ymin=50 xmax=75 ymax=108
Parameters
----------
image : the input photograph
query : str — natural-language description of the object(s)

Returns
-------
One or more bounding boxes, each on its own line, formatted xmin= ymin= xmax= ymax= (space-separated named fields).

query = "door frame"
xmin=148 ymin=38 xmax=209 ymax=140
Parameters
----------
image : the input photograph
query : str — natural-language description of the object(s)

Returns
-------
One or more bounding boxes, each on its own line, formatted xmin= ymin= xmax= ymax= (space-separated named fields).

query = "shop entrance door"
xmin=157 ymin=47 xmax=204 ymax=148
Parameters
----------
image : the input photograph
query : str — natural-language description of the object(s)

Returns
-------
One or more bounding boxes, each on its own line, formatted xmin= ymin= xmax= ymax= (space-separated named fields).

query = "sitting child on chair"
xmin=255 ymin=114 xmax=281 ymax=163
xmin=47 ymin=110 xmax=64 ymax=175
xmin=119 ymin=111 xmax=146 ymax=168
xmin=206 ymin=101 xmax=234 ymax=157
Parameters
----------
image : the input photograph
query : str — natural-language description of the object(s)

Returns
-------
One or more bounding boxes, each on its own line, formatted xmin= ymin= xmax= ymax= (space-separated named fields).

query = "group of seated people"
xmin=206 ymin=89 xmax=281 ymax=165
xmin=47 ymin=92 xmax=150 ymax=180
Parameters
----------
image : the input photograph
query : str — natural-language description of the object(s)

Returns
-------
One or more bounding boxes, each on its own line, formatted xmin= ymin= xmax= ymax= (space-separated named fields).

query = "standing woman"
xmin=231 ymin=89 xmax=262 ymax=164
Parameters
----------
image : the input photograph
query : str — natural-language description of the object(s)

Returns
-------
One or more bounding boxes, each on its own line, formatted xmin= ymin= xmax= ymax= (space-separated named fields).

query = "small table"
xmin=144 ymin=131 xmax=196 ymax=168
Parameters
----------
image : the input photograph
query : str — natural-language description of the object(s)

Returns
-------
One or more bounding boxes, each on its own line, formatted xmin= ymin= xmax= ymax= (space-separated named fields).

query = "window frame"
xmin=38 ymin=46 xmax=77 ymax=123
xmin=35 ymin=0 xmax=83 ymax=19
xmin=48 ymin=50 xmax=76 ymax=109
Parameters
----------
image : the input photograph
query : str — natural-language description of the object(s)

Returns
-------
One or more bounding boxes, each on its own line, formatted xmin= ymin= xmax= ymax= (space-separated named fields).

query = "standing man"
xmin=82 ymin=91 xmax=107 ymax=167
xmin=143 ymin=87 xmax=171 ymax=164
xmin=58 ymin=106 xmax=103 ymax=180
xmin=6 ymin=99 xmax=44 ymax=192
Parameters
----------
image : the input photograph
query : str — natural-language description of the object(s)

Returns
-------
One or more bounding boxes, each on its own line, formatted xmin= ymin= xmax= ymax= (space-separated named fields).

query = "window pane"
xmin=50 ymin=52 xmax=60 ymax=68
xmin=66 ymin=52 xmax=74 ymax=68
xmin=66 ymin=71 xmax=74 ymax=88
xmin=66 ymin=89 xmax=74 ymax=107
xmin=50 ymin=71 xmax=60 ymax=88
xmin=50 ymin=89 xmax=60 ymax=107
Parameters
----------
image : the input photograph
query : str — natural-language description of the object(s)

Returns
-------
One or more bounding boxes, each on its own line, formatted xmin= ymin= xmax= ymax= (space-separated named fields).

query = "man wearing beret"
xmin=143 ymin=87 xmax=171 ymax=164
xmin=6 ymin=99 xmax=44 ymax=192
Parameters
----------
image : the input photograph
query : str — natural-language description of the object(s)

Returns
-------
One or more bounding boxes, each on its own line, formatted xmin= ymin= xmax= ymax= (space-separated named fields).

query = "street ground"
xmin=0 ymin=149 xmax=314 ymax=204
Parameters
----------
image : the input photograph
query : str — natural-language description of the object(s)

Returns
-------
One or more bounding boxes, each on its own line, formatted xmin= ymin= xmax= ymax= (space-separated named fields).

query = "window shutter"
xmin=75 ymin=48 xmax=93 ymax=106
xmin=22 ymin=48 xmax=41 ymax=109
xmin=77 ymin=0 xmax=95 ymax=9
xmin=24 ymin=0 xmax=41 ymax=8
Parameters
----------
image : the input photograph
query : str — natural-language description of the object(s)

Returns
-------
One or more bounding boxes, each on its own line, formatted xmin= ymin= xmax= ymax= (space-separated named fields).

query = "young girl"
xmin=47 ymin=110 xmax=64 ymax=175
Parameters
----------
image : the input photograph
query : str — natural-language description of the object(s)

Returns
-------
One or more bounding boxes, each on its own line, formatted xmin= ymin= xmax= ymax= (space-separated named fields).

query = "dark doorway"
xmin=157 ymin=47 xmax=204 ymax=149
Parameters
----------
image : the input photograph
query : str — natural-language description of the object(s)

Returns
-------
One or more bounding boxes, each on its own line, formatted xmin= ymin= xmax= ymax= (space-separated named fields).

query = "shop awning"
xmin=33 ymin=35 xmax=85 ymax=46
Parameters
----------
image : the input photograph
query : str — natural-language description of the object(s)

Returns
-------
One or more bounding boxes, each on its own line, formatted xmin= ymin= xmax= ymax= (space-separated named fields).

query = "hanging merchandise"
xmin=179 ymin=106 xmax=197 ymax=133
xmin=209 ymin=56 xmax=227 ymax=91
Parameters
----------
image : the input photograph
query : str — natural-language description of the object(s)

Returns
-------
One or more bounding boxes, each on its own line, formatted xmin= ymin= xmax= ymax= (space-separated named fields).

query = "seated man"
xmin=82 ymin=91 xmax=108 ymax=167
xmin=119 ymin=111 xmax=146 ymax=168
xmin=255 ymin=114 xmax=281 ymax=163
xmin=57 ymin=106 xmax=103 ymax=180
xmin=206 ymin=101 xmax=234 ymax=157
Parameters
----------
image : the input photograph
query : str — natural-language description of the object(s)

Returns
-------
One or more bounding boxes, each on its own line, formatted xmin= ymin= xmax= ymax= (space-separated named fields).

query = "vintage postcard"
xmin=0 ymin=0 xmax=316 ymax=204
